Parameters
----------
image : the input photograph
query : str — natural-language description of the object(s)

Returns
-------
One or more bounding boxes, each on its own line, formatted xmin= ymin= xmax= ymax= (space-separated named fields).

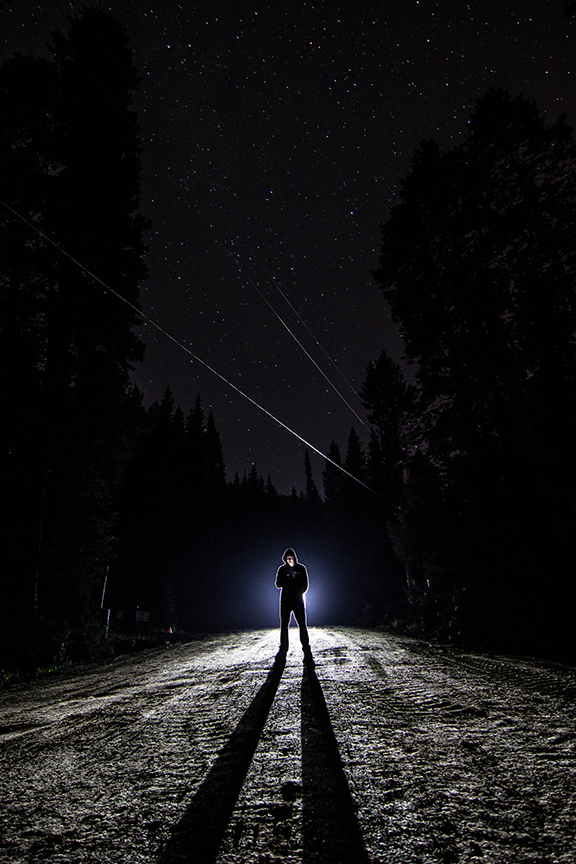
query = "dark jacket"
xmin=276 ymin=549 xmax=309 ymax=599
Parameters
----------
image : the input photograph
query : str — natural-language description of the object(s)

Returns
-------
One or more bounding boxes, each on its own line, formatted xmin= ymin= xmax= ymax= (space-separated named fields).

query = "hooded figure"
xmin=275 ymin=547 xmax=310 ymax=653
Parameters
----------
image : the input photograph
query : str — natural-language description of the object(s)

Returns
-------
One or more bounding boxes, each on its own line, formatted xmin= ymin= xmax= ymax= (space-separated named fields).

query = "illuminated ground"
xmin=0 ymin=627 xmax=575 ymax=863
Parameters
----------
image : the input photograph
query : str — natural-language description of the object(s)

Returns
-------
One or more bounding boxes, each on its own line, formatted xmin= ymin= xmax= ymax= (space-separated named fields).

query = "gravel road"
xmin=1 ymin=627 xmax=575 ymax=863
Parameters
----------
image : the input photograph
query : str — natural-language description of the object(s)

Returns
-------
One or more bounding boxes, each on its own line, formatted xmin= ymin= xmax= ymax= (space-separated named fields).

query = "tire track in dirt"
xmin=1 ymin=628 xmax=575 ymax=863
xmin=0 ymin=631 xmax=277 ymax=863
xmin=317 ymin=628 xmax=576 ymax=864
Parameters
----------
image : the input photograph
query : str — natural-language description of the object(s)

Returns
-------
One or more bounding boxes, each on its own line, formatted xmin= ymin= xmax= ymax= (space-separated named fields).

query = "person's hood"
xmin=282 ymin=548 xmax=298 ymax=563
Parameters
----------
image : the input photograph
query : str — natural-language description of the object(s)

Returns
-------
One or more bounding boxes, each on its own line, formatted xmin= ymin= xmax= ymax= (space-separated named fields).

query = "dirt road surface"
xmin=1 ymin=627 xmax=575 ymax=863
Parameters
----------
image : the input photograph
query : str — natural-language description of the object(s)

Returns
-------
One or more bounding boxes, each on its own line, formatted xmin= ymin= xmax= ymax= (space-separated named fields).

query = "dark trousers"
xmin=280 ymin=595 xmax=309 ymax=649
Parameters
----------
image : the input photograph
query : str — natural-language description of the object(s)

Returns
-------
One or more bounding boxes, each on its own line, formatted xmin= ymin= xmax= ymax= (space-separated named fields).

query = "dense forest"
xmin=1 ymin=10 xmax=575 ymax=675
xmin=373 ymin=89 xmax=576 ymax=661
xmin=0 ymin=9 xmax=149 ymax=672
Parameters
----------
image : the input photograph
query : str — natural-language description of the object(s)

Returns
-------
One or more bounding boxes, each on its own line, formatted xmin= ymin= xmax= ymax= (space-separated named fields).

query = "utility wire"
xmin=40 ymin=35 xmax=371 ymax=434
xmin=241 ymin=238 xmax=367 ymax=411
xmin=224 ymin=244 xmax=369 ymax=430
xmin=10 ymin=17 xmax=385 ymax=493
xmin=206 ymin=208 xmax=370 ymax=429
xmin=1 ymin=199 xmax=397 ymax=507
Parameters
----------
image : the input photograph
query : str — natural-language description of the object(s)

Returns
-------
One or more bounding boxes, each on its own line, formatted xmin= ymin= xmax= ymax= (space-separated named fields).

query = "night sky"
xmin=2 ymin=1 xmax=575 ymax=493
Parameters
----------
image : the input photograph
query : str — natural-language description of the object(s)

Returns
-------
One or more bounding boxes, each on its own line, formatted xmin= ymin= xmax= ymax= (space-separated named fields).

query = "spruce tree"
xmin=322 ymin=440 xmax=343 ymax=507
xmin=304 ymin=449 xmax=321 ymax=505
xmin=360 ymin=350 xmax=417 ymax=502
xmin=373 ymin=89 xmax=576 ymax=651
xmin=0 ymin=9 xmax=148 ymax=664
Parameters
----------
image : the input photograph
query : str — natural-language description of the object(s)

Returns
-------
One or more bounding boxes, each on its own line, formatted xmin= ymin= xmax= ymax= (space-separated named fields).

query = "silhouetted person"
xmin=276 ymin=548 xmax=311 ymax=657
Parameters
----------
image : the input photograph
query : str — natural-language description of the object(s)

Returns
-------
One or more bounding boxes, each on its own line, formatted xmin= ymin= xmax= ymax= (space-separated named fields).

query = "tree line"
xmin=109 ymin=388 xmax=402 ymax=640
xmin=1 ymin=9 xmax=574 ymax=672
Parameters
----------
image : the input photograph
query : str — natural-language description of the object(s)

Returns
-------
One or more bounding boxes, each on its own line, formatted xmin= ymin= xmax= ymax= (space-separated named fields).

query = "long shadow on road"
xmin=158 ymin=652 xmax=286 ymax=864
xmin=301 ymin=658 xmax=370 ymax=864
xmin=158 ymin=651 xmax=368 ymax=863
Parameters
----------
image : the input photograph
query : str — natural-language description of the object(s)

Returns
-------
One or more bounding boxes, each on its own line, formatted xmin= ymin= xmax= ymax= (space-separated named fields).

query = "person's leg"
xmin=279 ymin=600 xmax=291 ymax=650
xmin=293 ymin=598 xmax=309 ymax=649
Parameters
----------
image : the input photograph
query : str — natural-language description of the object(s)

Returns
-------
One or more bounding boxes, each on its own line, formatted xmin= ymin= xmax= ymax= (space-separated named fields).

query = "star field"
xmin=2 ymin=0 xmax=575 ymax=492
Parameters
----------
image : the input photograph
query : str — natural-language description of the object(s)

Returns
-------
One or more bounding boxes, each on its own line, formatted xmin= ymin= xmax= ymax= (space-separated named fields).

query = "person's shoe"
xmin=302 ymin=646 xmax=315 ymax=667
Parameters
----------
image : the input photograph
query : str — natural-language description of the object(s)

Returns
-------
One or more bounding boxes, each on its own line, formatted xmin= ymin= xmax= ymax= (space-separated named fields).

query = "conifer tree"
xmin=360 ymin=350 xmax=417 ymax=502
xmin=344 ymin=428 xmax=366 ymax=484
xmin=304 ymin=449 xmax=321 ymax=505
xmin=205 ymin=411 xmax=226 ymax=490
xmin=373 ymin=89 xmax=576 ymax=650
xmin=322 ymin=440 xmax=343 ymax=507
xmin=0 ymin=9 xmax=148 ymax=664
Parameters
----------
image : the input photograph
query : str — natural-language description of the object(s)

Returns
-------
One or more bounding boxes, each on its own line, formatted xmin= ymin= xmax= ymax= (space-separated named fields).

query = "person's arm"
xmin=275 ymin=566 xmax=285 ymax=589
xmin=300 ymin=565 xmax=309 ymax=595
